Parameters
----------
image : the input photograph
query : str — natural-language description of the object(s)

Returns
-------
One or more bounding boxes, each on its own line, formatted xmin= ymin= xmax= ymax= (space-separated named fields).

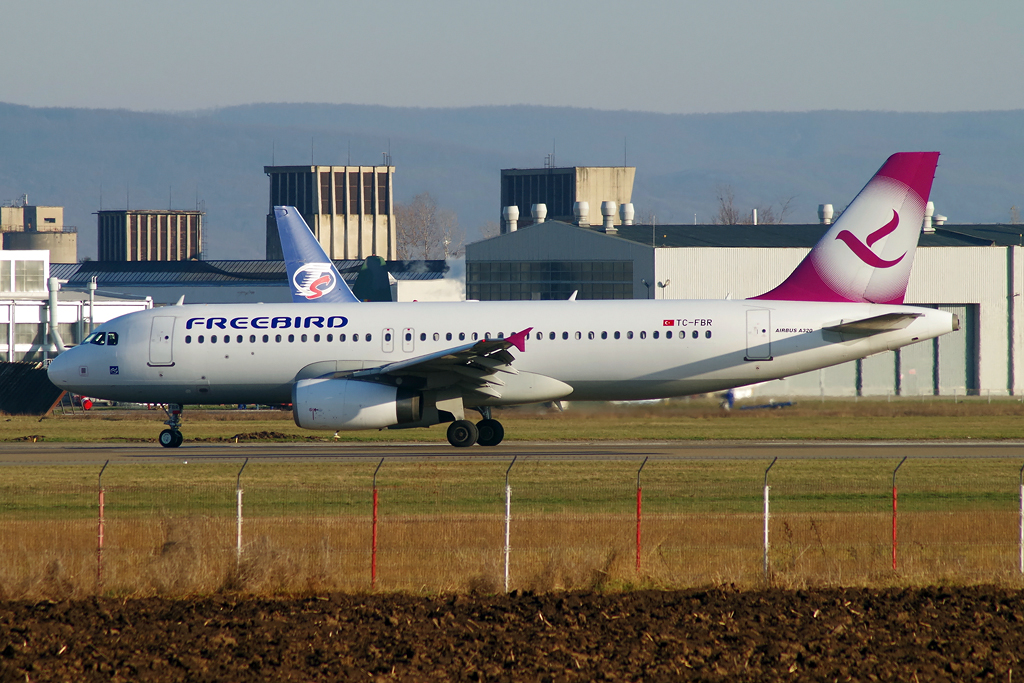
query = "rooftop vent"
xmin=502 ymin=205 xmax=519 ymax=233
xmin=601 ymin=201 xmax=617 ymax=234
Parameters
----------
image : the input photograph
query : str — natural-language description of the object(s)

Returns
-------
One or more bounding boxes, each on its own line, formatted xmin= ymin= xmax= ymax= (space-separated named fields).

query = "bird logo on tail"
xmin=292 ymin=263 xmax=338 ymax=300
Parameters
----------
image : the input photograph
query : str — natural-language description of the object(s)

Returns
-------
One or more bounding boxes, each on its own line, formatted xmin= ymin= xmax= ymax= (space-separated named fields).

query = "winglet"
xmin=274 ymin=206 xmax=359 ymax=304
xmin=507 ymin=327 xmax=533 ymax=353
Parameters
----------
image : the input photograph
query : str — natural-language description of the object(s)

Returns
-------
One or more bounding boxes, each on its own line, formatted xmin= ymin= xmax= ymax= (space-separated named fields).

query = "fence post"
xmin=235 ymin=458 xmax=248 ymax=566
xmin=892 ymin=456 xmax=908 ymax=571
xmin=636 ymin=456 xmax=649 ymax=572
xmin=372 ymin=457 xmax=384 ymax=589
xmin=504 ymin=456 xmax=517 ymax=593
xmin=97 ymin=459 xmax=109 ymax=589
xmin=1019 ymin=463 xmax=1024 ymax=575
xmin=763 ymin=457 xmax=777 ymax=582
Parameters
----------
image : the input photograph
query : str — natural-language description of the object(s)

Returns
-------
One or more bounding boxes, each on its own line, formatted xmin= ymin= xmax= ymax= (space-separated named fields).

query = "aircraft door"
xmin=402 ymin=328 xmax=415 ymax=353
xmin=745 ymin=309 xmax=772 ymax=361
xmin=149 ymin=317 xmax=175 ymax=366
xmin=382 ymin=328 xmax=395 ymax=353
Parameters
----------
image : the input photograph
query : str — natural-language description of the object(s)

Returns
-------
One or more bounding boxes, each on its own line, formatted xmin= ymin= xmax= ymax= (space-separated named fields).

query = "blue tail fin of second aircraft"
xmin=275 ymin=206 xmax=359 ymax=303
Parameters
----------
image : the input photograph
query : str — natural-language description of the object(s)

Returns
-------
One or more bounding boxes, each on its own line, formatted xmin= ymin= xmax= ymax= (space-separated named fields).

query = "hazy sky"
xmin=5 ymin=0 xmax=1022 ymax=114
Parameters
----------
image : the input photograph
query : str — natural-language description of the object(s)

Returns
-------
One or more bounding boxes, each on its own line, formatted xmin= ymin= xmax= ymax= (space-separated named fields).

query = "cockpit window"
xmin=85 ymin=331 xmax=105 ymax=345
xmin=106 ymin=332 xmax=118 ymax=346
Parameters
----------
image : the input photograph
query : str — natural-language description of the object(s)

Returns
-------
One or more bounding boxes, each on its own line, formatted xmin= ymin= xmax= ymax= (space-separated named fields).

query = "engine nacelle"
xmin=292 ymin=378 xmax=422 ymax=430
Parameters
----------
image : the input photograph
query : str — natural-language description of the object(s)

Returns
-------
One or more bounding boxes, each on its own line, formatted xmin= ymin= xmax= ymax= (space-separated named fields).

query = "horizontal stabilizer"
xmin=823 ymin=312 xmax=923 ymax=335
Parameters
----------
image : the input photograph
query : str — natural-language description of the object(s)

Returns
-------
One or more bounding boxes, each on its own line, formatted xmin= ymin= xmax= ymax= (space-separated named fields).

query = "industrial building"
xmin=264 ymin=165 xmax=396 ymax=261
xmin=0 ymin=199 xmax=78 ymax=263
xmin=467 ymin=207 xmax=1022 ymax=399
xmin=499 ymin=166 xmax=635 ymax=233
xmin=0 ymin=250 xmax=151 ymax=362
xmin=96 ymin=209 xmax=204 ymax=261
xmin=50 ymin=259 xmax=457 ymax=305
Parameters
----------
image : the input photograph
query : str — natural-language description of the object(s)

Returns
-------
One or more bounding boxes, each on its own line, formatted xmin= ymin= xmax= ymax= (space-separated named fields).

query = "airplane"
xmin=47 ymin=152 xmax=958 ymax=448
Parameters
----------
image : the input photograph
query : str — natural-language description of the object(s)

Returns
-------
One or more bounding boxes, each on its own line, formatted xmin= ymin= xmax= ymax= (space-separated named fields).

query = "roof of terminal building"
xmin=50 ymin=259 xmax=449 ymax=285
xmin=605 ymin=222 xmax=1024 ymax=249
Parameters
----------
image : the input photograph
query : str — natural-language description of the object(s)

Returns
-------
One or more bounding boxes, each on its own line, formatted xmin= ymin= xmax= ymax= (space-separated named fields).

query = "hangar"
xmin=466 ymin=215 xmax=1021 ymax=398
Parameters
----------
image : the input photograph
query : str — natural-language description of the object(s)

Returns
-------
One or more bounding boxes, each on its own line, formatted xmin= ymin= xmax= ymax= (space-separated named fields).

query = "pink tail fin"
xmin=752 ymin=152 xmax=939 ymax=304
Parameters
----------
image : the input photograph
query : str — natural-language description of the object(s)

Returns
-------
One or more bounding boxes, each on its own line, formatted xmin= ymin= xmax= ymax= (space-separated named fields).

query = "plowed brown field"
xmin=1 ymin=587 xmax=1022 ymax=681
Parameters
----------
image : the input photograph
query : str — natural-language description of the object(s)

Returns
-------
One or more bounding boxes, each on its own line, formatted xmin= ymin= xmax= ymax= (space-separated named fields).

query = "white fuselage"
xmin=48 ymin=299 xmax=956 ymax=406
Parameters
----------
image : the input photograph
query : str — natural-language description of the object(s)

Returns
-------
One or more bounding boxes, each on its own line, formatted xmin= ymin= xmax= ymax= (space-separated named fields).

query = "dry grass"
xmin=1 ymin=510 xmax=1022 ymax=599
xmin=2 ymin=456 xmax=1024 ymax=598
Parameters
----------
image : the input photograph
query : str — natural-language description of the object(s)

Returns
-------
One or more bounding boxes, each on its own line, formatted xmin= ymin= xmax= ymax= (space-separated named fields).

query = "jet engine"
xmin=292 ymin=378 xmax=422 ymax=430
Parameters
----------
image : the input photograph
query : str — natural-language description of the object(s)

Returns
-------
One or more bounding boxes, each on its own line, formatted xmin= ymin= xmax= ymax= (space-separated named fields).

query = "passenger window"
xmin=614 ymin=331 xmax=620 ymax=340
xmin=211 ymin=335 xmax=218 ymax=344
xmin=588 ymin=332 xmax=594 ymax=340
xmin=366 ymin=333 xmax=372 ymax=341
xmin=459 ymin=332 xmax=465 ymax=341
xmin=549 ymin=332 xmax=555 ymax=340
xmin=627 ymin=331 xmax=633 ymax=340
xmin=653 ymin=331 xmax=660 ymax=339
xmin=327 ymin=334 xmax=333 ymax=342
xmin=403 ymin=333 xmax=410 ymax=341
xmin=666 ymin=334 xmax=672 ymax=341
xmin=314 ymin=334 xmax=320 ymax=342
xmin=640 ymin=331 xmax=647 ymax=339
xmin=340 ymin=334 xmax=346 ymax=342
xmin=353 ymin=334 xmax=359 ymax=341
xmin=692 ymin=330 xmax=698 ymax=339
xmin=498 ymin=332 xmax=505 ymax=339
xmin=275 ymin=334 xmax=282 ymax=342
xmin=237 ymin=335 xmax=243 ymax=343
xmin=601 ymin=331 xmax=607 ymax=339
xmin=249 ymin=335 xmax=256 ymax=343
xmin=433 ymin=333 xmax=439 ymax=341
xmin=300 ymin=334 xmax=307 ymax=342
xmin=471 ymin=332 xmax=478 ymax=341
xmin=678 ymin=331 xmax=685 ymax=339
xmin=386 ymin=333 xmax=392 ymax=342
xmin=288 ymin=334 xmax=295 ymax=343
xmin=706 ymin=330 xmax=712 ymax=339
xmin=575 ymin=332 xmax=581 ymax=340
xmin=446 ymin=333 xmax=452 ymax=341
xmin=420 ymin=333 xmax=427 ymax=341
xmin=185 ymin=335 xmax=192 ymax=344
xmin=106 ymin=332 xmax=118 ymax=346
xmin=535 ymin=332 xmax=542 ymax=340
xmin=562 ymin=332 xmax=568 ymax=340
xmin=263 ymin=334 xmax=269 ymax=343
xmin=198 ymin=335 xmax=205 ymax=343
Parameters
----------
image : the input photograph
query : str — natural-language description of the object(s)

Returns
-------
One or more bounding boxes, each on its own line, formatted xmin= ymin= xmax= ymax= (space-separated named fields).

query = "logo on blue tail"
xmin=292 ymin=263 xmax=338 ymax=300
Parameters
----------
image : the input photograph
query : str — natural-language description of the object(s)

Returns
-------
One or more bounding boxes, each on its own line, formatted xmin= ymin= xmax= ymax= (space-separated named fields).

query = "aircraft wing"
xmin=348 ymin=327 xmax=533 ymax=399
xmin=823 ymin=312 xmax=923 ymax=335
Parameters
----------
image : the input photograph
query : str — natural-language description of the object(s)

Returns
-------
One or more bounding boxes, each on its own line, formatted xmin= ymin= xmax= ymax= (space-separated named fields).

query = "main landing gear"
xmin=159 ymin=404 xmax=184 ymax=448
xmin=446 ymin=408 xmax=505 ymax=448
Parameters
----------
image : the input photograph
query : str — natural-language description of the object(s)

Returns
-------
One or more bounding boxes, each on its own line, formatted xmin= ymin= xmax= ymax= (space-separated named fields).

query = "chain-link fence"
xmin=0 ymin=456 xmax=1022 ymax=598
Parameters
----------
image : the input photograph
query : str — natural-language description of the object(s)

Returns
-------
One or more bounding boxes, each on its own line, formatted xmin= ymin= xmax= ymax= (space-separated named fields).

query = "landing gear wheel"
xmin=476 ymin=419 xmax=504 ymax=447
xmin=159 ymin=429 xmax=182 ymax=448
xmin=160 ymin=404 xmax=184 ymax=448
xmin=446 ymin=420 xmax=479 ymax=448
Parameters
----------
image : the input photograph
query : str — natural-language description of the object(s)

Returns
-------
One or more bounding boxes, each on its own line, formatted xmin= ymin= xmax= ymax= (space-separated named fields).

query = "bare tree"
xmin=713 ymin=185 xmax=795 ymax=225
xmin=478 ymin=220 xmax=501 ymax=240
xmin=713 ymin=186 xmax=744 ymax=225
xmin=633 ymin=209 xmax=657 ymax=226
xmin=395 ymin=192 xmax=464 ymax=260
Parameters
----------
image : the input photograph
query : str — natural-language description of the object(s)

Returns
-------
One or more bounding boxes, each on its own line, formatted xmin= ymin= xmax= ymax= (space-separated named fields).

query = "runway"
xmin=1 ymin=440 xmax=1023 ymax=465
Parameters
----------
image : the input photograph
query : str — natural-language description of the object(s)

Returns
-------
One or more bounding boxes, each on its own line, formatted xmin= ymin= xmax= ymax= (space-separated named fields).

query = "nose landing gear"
xmin=159 ymin=404 xmax=184 ymax=448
